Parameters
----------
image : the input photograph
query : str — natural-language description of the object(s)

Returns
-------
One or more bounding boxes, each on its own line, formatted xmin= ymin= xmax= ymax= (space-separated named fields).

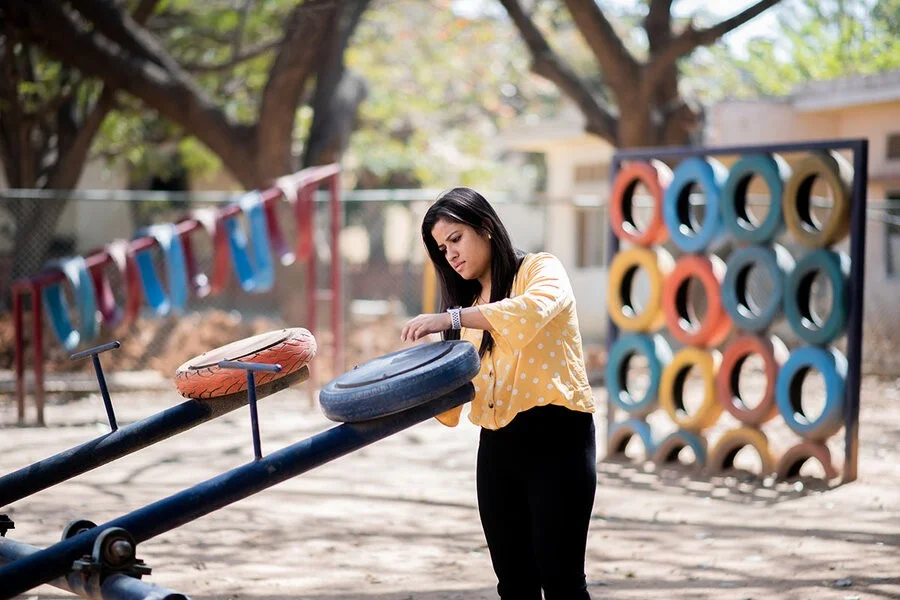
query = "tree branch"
xmin=497 ymin=0 xmax=618 ymax=144
xmin=304 ymin=0 xmax=372 ymax=167
xmin=644 ymin=0 xmax=782 ymax=90
xmin=48 ymin=85 xmax=116 ymax=188
xmin=256 ymin=0 xmax=341 ymax=180
xmin=181 ymin=38 xmax=280 ymax=73
xmin=560 ymin=0 xmax=640 ymax=99
xmin=69 ymin=0 xmax=187 ymax=74
xmin=13 ymin=0 xmax=259 ymax=186
xmin=132 ymin=0 xmax=160 ymax=23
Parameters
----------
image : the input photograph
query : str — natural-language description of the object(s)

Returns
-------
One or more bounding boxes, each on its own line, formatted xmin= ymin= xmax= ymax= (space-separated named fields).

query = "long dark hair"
xmin=422 ymin=187 xmax=524 ymax=357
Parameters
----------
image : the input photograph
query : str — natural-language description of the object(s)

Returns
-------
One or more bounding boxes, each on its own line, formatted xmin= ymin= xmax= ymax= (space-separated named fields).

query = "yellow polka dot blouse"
xmin=437 ymin=252 xmax=595 ymax=430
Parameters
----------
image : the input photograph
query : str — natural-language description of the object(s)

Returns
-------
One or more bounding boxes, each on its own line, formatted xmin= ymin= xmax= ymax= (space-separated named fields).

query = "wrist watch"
xmin=447 ymin=307 xmax=462 ymax=330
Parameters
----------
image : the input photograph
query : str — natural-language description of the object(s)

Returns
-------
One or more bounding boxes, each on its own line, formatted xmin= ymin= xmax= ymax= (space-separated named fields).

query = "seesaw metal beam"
xmin=0 ymin=384 xmax=474 ymax=599
xmin=0 ymin=367 xmax=308 ymax=508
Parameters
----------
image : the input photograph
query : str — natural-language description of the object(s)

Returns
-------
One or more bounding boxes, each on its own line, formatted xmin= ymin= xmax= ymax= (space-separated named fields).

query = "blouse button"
xmin=488 ymin=403 xmax=494 ymax=408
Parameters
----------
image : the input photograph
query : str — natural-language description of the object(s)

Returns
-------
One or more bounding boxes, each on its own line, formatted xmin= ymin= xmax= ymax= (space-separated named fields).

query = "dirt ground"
xmin=0 ymin=370 xmax=898 ymax=600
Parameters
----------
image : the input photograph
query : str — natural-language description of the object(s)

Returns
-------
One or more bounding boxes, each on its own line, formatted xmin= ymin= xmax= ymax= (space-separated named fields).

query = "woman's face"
xmin=431 ymin=218 xmax=492 ymax=281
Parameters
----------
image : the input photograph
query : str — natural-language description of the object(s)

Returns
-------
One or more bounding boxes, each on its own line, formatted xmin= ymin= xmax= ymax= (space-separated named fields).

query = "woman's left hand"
xmin=401 ymin=313 xmax=451 ymax=342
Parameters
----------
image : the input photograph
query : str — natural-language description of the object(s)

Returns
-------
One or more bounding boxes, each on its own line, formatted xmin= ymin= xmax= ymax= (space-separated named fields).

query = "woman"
xmin=401 ymin=187 xmax=596 ymax=599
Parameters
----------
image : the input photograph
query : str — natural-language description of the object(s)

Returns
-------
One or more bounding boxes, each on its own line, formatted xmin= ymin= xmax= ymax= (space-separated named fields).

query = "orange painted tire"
xmin=174 ymin=328 xmax=317 ymax=399
xmin=659 ymin=348 xmax=723 ymax=432
xmin=662 ymin=254 xmax=732 ymax=347
xmin=707 ymin=427 xmax=775 ymax=477
xmin=775 ymin=442 xmax=839 ymax=481
xmin=607 ymin=247 xmax=674 ymax=333
xmin=610 ymin=160 xmax=672 ymax=246
xmin=716 ymin=335 xmax=789 ymax=427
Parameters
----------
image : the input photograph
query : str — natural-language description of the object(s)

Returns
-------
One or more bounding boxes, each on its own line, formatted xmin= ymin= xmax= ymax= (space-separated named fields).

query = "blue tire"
xmin=662 ymin=157 xmax=728 ymax=253
xmin=606 ymin=418 xmax=655 ymax=458
xmin=42 ymin=256 xmax=98 ymax=351
xmin=721 ymin=153 xmax=789 ymax=243
xmin=319 ymin=340 xmax=481 ymax=423
xmin=784 ymin=249 xmax=849 ymax=345
xmin=722 ymin=244 xmax=794 ymax=332
xmin=606 ymin=334 xmax=672 ymax=417
xmin=652 ymin=430 xmax=708 ymax=468
xmin=775 ymin=346 xmax=846 ymax=441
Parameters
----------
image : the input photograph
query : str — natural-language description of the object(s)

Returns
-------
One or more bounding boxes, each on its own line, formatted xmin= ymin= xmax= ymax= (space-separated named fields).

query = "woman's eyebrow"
xmin=442 ymin=229 xmax=461 ymax=242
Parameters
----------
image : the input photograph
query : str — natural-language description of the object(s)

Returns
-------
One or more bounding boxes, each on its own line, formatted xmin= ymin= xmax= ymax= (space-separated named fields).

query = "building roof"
xmin=791 ymin=70 xmax=900 ymax=112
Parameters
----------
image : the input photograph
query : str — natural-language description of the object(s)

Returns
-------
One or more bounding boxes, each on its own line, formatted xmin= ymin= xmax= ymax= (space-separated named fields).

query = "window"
xmin=887 ymin=192 xmax=900 ymax=278
xmin=888 ymin=134 xmax=900 ymax=160
xmin=574 ymin=162 xmax=609 ymax=183
xmin=575 ymin=206 xmax=607 ymax=268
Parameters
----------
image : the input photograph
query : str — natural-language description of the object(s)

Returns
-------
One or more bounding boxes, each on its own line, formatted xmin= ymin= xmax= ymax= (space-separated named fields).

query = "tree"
xmin=344 ymin=0 xmax=553 ymax=189
xmin=496 ymin=0 xmax=784 ymax=148
xmin=0 ymin=0 xmax=370 ymax=282
xmin=685 ymin=0 xmax=900 ymax=100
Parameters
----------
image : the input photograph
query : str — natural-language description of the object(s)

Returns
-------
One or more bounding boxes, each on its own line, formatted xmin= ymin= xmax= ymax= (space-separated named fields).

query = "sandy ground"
xmin=0 ymin=373 xmax=898 ymax=600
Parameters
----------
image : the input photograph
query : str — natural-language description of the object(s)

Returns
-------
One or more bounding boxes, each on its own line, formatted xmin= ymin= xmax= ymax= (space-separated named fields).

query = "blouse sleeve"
xmin=476 ymin=253 xmax=572 ymax=352
xmin=435 ymin=405 xmax=463 ymax=427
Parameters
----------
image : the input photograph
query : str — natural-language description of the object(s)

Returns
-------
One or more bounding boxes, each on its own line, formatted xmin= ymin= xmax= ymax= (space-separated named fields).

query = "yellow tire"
xmin=783 ymin=151 xmax=852 ymax=248
xmin=659 ymin=347 xmax=722 ymax=432
xmin=707 ymin=427 xmax=776 ymax=477
xmin=607 ymin=247 xmax=673 ymax=332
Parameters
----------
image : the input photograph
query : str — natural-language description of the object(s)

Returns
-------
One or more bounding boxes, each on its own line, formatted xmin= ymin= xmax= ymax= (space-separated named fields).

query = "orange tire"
xmin=610 ymin=160 xmax=672 ymax=246
xmin=716 ymin=335 xmax=789 ymax=427
xmin=174 ymin=328 xmax=317 ymax=399
xmin=662 ymin=254 xmax=732 ymax=347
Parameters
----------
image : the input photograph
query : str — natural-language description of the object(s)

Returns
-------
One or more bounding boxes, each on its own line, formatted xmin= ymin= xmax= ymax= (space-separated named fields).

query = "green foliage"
xmin=685 ymin=0 xmax=900 ymax=101
xmin=93 ymin=0 xmax=300 ymax=183
xmin=344 ymin=0 xmax=561 ymax=189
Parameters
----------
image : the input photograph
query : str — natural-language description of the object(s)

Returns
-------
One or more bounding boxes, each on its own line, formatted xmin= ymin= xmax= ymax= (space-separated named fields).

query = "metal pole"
xmin=611 ymin=138 xmax=866 ymax=161
xmin=71 ymin=342 xmax=124 ymax=432
xmin=606 ymin=157 xmax=622 ymax=439
xmin=330 ymin=173 xmax=344 ymax=376
xmin=12 ymin=288 xmax=24 ymax=424
xmin=0 ymin=367 xmax=308 ymax=508
xmin=0 ymin=537 xmax=188 ymax=600
xmin=32 ymin=283 xmax=46 ymax=426
xmin=843 ymin=140 xmax=868 ymax=484
xmin=0 ymin=384 xmax=473 ymax=598
xmin=215 ymin=360 xmax=283 ymax=461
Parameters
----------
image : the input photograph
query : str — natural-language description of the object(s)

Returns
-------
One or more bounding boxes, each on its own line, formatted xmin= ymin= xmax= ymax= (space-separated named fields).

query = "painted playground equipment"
xmin=0 ymin=329 xmax=480 ymax=598
xmin=10 ymin=164 xmax=344 ymax=426
xmin=604 ymin=139 xmax=868 ymax=485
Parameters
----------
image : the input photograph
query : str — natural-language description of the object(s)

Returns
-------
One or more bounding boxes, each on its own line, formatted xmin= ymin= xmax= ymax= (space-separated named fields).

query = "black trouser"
xmin=477 ymin=403 xmax=596 ymax=600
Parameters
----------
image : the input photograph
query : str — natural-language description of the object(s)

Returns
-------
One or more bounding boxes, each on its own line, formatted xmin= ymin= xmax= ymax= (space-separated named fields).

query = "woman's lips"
xmin=454 ymin=261 xmax=465 ymax=272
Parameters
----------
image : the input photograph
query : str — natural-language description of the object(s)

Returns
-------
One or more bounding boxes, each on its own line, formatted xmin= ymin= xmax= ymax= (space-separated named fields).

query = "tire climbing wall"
xmin=603 ymin=140 xmax=868 ymax=486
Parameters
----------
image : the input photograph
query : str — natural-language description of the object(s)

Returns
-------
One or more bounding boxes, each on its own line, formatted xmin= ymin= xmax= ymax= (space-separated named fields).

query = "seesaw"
xmin=0 ymin=337 xmax=479 ymax=599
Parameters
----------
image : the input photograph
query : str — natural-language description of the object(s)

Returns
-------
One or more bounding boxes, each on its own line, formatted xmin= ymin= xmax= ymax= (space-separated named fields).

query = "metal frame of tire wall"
xmin=603 ymin=138 xmax=868 ymax=486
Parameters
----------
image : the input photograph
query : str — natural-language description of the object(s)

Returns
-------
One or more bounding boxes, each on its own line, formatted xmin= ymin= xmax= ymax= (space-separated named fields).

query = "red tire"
xmin=174 ymin=328 xmax=317 ymax=399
